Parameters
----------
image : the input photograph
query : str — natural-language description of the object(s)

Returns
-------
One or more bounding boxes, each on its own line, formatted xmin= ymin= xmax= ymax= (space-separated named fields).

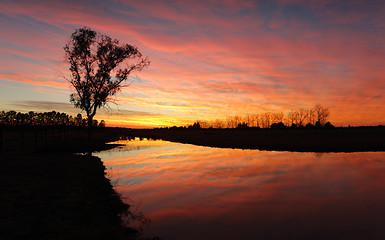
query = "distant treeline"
xmin=163 ymin=104 xmax=333 ymax=130
xmin=191 ymin=104 xmax=332 ymax=129
xmin=0 ymin=110 xmax=105 ymax=127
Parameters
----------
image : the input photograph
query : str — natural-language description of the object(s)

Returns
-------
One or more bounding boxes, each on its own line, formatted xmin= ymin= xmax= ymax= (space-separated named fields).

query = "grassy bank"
xmin=126 ymin=127 xmax=385 ymax=152
xmin=0 ymin=126 xmax=129 ymax=154
xmin=0 ymin=141 xmax=147 ymax=239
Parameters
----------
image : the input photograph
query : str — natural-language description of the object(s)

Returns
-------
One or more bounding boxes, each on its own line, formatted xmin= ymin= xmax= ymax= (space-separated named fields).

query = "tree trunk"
xmin=87 ymin=115 xmax=93 ymax=141
xmin=87 ymin=114 xmax=94 ymax=127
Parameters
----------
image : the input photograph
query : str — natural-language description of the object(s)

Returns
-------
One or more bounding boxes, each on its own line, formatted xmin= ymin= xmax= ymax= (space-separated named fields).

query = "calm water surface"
xmin=95 ymin=139 xmax=385 ymax=240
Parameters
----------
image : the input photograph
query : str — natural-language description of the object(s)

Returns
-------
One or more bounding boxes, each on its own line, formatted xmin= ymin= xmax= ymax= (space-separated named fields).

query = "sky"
xmin=0 ymin=0 xmax=385 ymax=128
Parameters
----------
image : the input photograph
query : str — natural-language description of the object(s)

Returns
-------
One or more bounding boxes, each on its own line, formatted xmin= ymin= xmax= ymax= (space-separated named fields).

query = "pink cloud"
xmin=99 ymin=142 xmax=385 ymax=238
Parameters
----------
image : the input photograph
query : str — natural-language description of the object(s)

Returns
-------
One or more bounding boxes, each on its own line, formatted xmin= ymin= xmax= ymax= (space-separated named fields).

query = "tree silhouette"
xmin=64 ymin=27 xmax=150 ymax=126
xmin=297 ymin=108 xmax=308 ymax=126
xmin=314 ymin=104 xmax=329 ymax=125
xmin=186 ymin=104 xmax=331 ymax=129
xmin=0 ymin=110 xmax=98 ymax=126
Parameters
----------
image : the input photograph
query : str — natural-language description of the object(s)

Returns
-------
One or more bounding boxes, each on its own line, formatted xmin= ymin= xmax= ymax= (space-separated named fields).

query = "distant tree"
xmin=192 ymin=121 xmax=201 ymax=129
xmin=253 ymin=114 xmax=261 ymax=128
xmin=244 ymin=114 xmax=255 ymax=127
xmin=271 ymin=122 xmax=286 ymax=129
xmin=297 ymin=108 xmax=308 ymax=126
xmin=305 ymin=123 xmax=314 ymax=128
xmin=261 ymin=112 xmax=272 ymax=128
xmin=0 ymin=110 xmax=95 ymax=126
xmin=75 ymin=113 xmax=83 ymax=126
xmin=64 ymin=27 xmax=150 ymax=127
xmin=288 ymin=111 xmax=297 ymax=126
xmin=177 ymin=104 xmax=332 ymax=130
xmin=226 ymin=116 xmax=238 ymax=128
xmin=314 ymin=104 xmax=329 ymax=125
xmin=212 ymin=119 xmax=225 ymax=129
xmin=6 ymin=111 xmax=17 ymax=125
xmin=324 ymin=121 xmax=334 ymax=128
xmin=0 ymin=111 xmax=4 ymax=124
xmin=236 ymin=122 xmax=248 ymax=129
xmin=315 ymin=121 xmax=323 ymax=128
xmin=28 ymin=111 xmax=35 ymax=125
xmin=272 ymin=112 xmax=284 ymax=124
xmin=197 ymin=120 xmax=210 ymax=128
xmin=99 ymin=120 xmax=106 ymax=127
xmin=307 ymin=108 xmax=316 ymax=125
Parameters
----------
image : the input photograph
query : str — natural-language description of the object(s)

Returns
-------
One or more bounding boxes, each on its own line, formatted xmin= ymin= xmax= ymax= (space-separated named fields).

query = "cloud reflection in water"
xmin=96 ymin=139 xmax=385 ymax=240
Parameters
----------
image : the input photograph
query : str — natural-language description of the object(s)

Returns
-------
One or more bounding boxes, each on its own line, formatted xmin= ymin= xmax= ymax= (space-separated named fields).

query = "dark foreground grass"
xmin=126 ymin=127 xmax=385 ymax=152
xmin=0 ymin=148 xmax=148 ymax=239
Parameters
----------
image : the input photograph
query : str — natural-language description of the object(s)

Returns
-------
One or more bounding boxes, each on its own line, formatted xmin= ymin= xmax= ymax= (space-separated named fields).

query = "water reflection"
xmin=96 ymin=139 xmax=385 ymax=240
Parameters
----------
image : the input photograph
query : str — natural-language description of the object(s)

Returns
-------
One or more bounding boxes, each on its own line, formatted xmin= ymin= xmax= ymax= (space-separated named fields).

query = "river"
xmin=95 ymin=138 xmax=385 ymax=239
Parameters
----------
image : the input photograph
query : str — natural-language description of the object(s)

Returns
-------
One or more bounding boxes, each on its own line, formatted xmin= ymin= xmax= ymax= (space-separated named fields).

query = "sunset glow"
xmin=1 ymin=0 xmax=385 ymax=127
xmin=97 ymin=139 xmax=385 ymax=239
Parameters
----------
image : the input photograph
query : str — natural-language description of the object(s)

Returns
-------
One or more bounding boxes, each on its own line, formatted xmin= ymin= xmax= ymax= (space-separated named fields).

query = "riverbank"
xmin=0 ymin=126 xmax=128 ymax=154
xmin=0 ymin=142 xmax=146 ymax=239
xmin=126 ymin=127 xmax=385 ymax=152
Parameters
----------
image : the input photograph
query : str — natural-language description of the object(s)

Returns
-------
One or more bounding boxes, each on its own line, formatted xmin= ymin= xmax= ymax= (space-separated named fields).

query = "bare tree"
xmin=307 ymin=108 xmax=316 ymax=125
xmin=64 ymin=27 xmax=150 ymax=126
xmin=254 ymin=114 xmax=261 ymax=128
xmin=261 ymin=112 xmax=272 ymax=128
xmin=226 ymin=117 xmax=235 ymax=128
xmin=244 ymin=114 xmax=254 ymax=127
xmin=226 ymin=116 xmax=242 ymax=128
xmin=297 ymin=108 xmax=308 ymax=126
xmin=272 ymin=112 xmax=284 ymax=124
xmin=288 ymin=111 xmax=298 ymax=126
xmin=314 ymin=104 xmax=329 ymax=125
xmin=197 ymin=120 xmax=210 ymax=128
xmin=185 ymin=105 xmax=331 ymax=129
xmin=212 ymin=119 xmax=225 ymax=128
